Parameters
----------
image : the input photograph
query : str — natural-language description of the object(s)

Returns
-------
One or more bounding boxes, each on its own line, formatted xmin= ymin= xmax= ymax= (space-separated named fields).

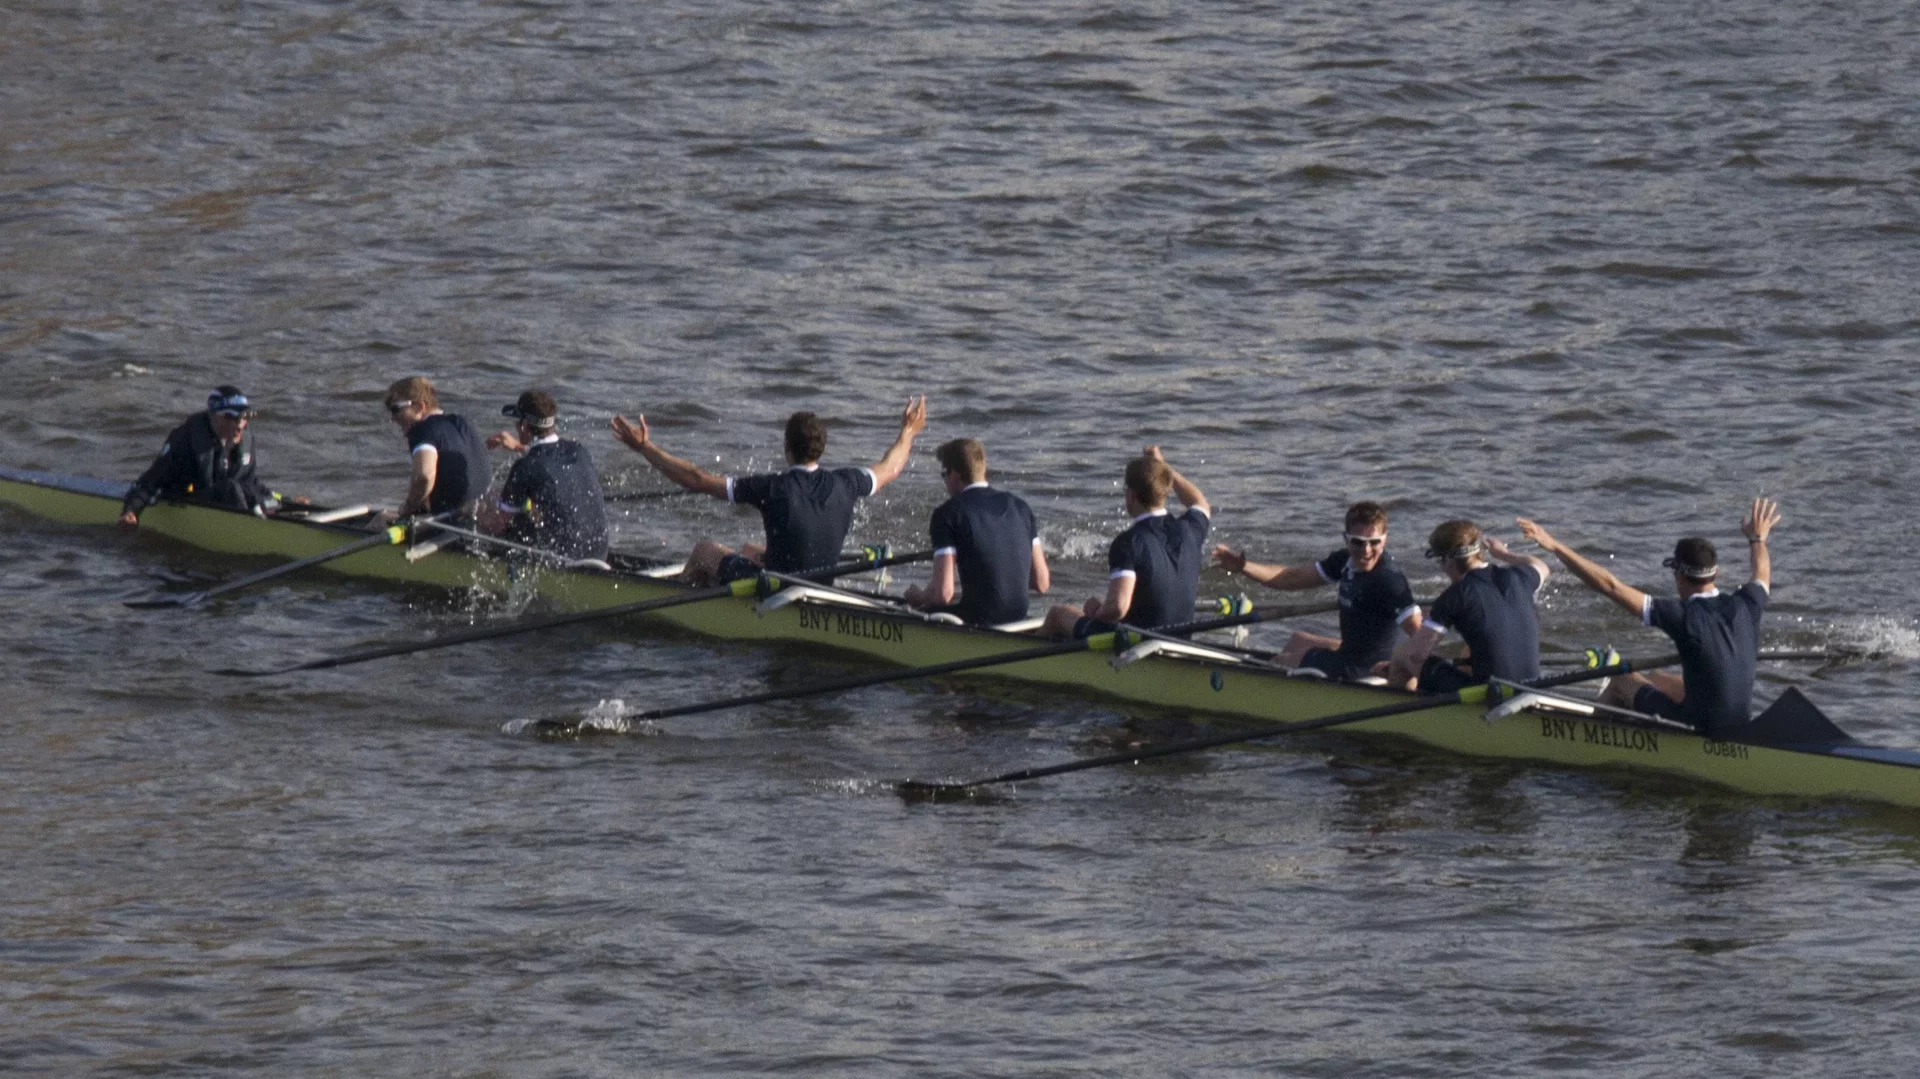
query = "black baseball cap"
xmin=502 ymin=390 xmax=557 ymax=429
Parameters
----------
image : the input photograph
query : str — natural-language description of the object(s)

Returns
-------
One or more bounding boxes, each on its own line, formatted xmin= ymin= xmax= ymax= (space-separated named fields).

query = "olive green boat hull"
xmin=6 ymin=467 xmax=1917 ymax=808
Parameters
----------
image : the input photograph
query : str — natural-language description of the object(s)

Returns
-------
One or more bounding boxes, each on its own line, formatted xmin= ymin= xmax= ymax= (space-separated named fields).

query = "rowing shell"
xmin=5 ymin=465 xmax=1919 ymax=808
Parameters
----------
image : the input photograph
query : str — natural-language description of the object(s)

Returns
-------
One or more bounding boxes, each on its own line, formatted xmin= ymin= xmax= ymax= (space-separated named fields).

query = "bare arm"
xmin=400 ymin=446 xmax=438 ymax=517
xmin=1029 ymin=540 xmax=1051 ymax=594
xmin=611 ymin=414 xmax=729 ymax=499
xmin=1484 ymin=534 xmax=1551 ymax=590
xmin=905 ymin=553 xmax=959 ymax=609
xmin=1084 ymin=574 xmax=1136 ymax=624
xmin=1743 ymin=497 xmax=1780 ymax=590
xmin=1212 ymin=545 xmax=1325 ymax=591
xmin=1143 ymin=445 xmax=1209 ymax=515
xmin=867 ymin=396 xmax=928 ymax=493
xmin=1388 ymin=623 xmax=1445 ymax=689
xmin=1514 ymin=517 xmax=1642 ymax=616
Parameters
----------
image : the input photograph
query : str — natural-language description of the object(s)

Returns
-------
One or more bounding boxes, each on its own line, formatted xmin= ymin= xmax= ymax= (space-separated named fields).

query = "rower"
xmin=609 ymin=397 xmax=927 ymax=585
xmin=1516 ymin=499 xmax=1780 ymax=736
xmin=1040 ymin=446 xmax=1210 ymax=637
xmin=383 ymin=377 xmax=491 ymax=522
xmin=478 ymin=390 xmax=610 ymax=562
xmin=1387 ymin=520 xmax=1550 ymax=692
xmin=118 ymin=385 xmax=285 ymax=530
xmin=1212 ymin=500 xmax=1422 ymax=680
xmin=902 ymin=437 xmax=1051 ymax=624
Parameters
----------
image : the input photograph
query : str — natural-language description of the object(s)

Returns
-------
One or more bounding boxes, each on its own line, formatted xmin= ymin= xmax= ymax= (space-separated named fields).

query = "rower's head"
xmin=1123 ymin=455 xmax=1173 ymax=515
xmin=385 ymin=376 xmax=438 ymax=431
xmin=935 ymin=438 xmax=987 ymax=495
xmin=502 ymin=390 xmax=559 ymax=440
xmin=205 ymin=385 xmax=252 ymax=446
xmin=1425 ymin=519 xmax=1485 ymax=581
xmin=1343 ymin=501 xmax=1389 ymax=572
xmin=784 ymin=411 xmax=828 ymax=465
xmin=1664 ymin=537 xmax=1719 ymax=596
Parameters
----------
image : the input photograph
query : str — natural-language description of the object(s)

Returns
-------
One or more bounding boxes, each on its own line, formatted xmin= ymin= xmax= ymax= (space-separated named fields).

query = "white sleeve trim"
xmin=497 ymin=499 xmax=521 ymax=515
xmin=933 ymin=547 xmax=958 ymax=557
xmin=1395 ymin=604 xmax=1420 ymax=625
xmin=859 ymin=467 xmax=878 ymax=494
xmin=411 ymin=443 xmax=438 ymax=457
xmin=1109 ymin=569 xmax=1137 ymax=580
xmin=1425 ymin=617 xmax=1450 ymax=636
xmin=1187 ymin=505 xmax=1210 ymax=519
xmin=1031 ymin=536 xmax=1044 ymax=546
xmin=1752 ymin=580 xmax=1771 ymax=594
xmin=724 ymin=476 xmax=737 ymax=503
xmin=1315 ymin=561 xmax=1337 ymax=585
xmin=1640 ymin=593 xmax=1654 ymax=625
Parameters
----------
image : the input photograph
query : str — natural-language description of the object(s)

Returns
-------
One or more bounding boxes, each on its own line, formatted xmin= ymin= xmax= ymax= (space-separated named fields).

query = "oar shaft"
xmin=218 ymin=547 xmax=934 ymax=676
xmin=128 ymin=525 xmax=410 ymax=608
xmin=636 ymin=638 xmax=1101 ymax=722
xmin=905 ymin=659 xmax=1648 ymax=792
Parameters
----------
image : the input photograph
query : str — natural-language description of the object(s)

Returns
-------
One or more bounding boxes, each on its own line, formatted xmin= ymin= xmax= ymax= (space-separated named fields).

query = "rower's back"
xmin=1427 ymin=563 xmax=1542 ymax=684
xmin=731 ymin=465 xmax=875 ymax=573
xmin=1646 ymin=583 xmax=1768 ymax=734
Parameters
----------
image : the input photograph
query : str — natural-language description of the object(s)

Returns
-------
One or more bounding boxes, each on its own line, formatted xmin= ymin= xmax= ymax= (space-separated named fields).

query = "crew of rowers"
xmin=122 ymin=384 xmax=1783 ymax=739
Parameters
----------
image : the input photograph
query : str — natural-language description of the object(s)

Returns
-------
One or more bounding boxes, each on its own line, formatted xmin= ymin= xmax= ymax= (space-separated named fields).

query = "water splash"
xmin=500 ymin=699 xmax=658 ymax=736
xmin=1827 ymin=616 xmax=1920 ymax=662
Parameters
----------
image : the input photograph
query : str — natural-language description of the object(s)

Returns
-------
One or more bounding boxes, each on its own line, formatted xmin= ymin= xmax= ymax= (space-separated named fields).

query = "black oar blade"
xmin=895 ymin=779 xmax=992 ymax=803
xmin=125 ymin=592 xmax=206 ymax=610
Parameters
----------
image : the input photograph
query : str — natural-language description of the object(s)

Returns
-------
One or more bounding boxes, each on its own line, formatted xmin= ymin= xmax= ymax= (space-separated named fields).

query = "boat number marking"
xmin=1538 ymin=715 xmax=1660 ymax=755
xmin=1701 ymin=740 xmax=1750 ymax=760
xmin=796 ymin=606 xmax=907 ymax=644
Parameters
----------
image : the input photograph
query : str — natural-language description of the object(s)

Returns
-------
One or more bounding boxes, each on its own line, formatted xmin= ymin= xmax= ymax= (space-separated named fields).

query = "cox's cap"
xmin=502 ymin=389 xmax=558 ymax=429
xmin=207 ymin=385 xmax=253 ymax=418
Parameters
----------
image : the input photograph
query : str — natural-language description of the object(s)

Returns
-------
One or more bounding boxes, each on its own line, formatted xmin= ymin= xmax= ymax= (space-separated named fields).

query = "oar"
xmin=897 ymin=658 xmax=1654 ymax=796
xmin=125 ymin=522 xmax=423 ymax=609
xmin=604 ymin=489 xmax=700 ymax=503
xmin=211 ymin=547 xmax=933 ymax=677
xmin=1542 ymin=648 xmax=1865 ymax=666
xmin=519 ymin=608 xmax=1280 ymax=737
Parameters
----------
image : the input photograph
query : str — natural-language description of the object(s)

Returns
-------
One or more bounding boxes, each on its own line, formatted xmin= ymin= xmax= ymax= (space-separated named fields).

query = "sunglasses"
xmin=387 ymin=400 xmax=414 ymax=416
xmin=1343 ymin=533 xmax=1385 ymax=549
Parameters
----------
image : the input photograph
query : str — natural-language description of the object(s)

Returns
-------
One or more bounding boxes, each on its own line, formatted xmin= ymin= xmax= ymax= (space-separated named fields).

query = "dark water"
xmin=6 ymin=1 xmax=1920 ymax=1074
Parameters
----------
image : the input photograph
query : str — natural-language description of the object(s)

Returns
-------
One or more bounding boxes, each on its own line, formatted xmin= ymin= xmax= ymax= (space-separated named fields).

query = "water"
xmin=5 ymin=1 xmax=1920 ymax=1074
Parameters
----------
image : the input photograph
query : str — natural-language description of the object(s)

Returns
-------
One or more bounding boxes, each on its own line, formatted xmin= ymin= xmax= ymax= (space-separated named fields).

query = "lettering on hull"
xmin=795 ymin=606 xmax=908 ymax=645
xmin=1702 ymin=740 xmax=1751 ymax=760
xmin=1538 ymin=716 xmax=1660 ymax=755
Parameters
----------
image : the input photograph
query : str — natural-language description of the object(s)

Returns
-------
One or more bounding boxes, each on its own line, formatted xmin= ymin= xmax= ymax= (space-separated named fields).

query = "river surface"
xmin=6 ymin=1 xmax=1920 ymax=1075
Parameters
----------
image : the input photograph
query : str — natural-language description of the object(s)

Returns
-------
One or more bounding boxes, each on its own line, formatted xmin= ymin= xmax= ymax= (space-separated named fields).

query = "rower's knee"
xmin=685 ymin=539 xmax=733 ymax=586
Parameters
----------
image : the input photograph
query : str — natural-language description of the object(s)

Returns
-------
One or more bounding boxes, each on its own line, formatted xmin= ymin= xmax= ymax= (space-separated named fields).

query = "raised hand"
xmin=1743 ymin=497 xmax=1781 ymax=542
xmin=610 ymin=413 xmax=651 ymax=453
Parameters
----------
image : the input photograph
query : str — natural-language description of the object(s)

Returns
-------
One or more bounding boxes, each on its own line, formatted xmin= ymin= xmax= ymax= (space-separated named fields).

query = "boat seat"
xmin=992 ymin=616 xmax=1046 ymax=633
xmin=927 ymin=612 xmax=965 ymax=625
xmin=291 ymin=504 xmax=373 ymax=524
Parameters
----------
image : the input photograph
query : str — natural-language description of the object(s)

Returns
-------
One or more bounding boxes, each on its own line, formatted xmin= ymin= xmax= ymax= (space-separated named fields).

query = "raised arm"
xmin=1484 ymin=533 xmax=1551 ymax=590
xmin=867 ymin=396 xmax=928 ymax=492
xmin=1143 ymin=445 xmax=1209 ymax=515
xmin=1514 ymin=518 xmax=1641 ymax=615
xmin=1212 ymin=546 xmax=1324 ymax=591
xmin=610 ymin=413 xmax=729 ymax=499
xmin=1743 ymin=497 xmax=1780 ymax=590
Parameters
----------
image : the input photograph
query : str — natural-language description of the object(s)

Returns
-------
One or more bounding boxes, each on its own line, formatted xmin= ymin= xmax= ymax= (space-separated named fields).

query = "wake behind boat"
xmin=4 ymin=465 xmax=1918 ymax=809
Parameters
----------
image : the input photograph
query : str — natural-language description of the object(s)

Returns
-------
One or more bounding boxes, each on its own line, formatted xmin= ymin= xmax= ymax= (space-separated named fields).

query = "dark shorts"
xmin=1072 ymin=616 xmax=1119 ymax=640
xmin=715 ymin=552 xmax=761 ymax=584
xmin=1416 ymin=655 xmax=1480 ymax=695
xmin=1633 ymin=684 xmax=1687 ymax=722
xmin=1298 ymin=646 xmax=1369 ymax=682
